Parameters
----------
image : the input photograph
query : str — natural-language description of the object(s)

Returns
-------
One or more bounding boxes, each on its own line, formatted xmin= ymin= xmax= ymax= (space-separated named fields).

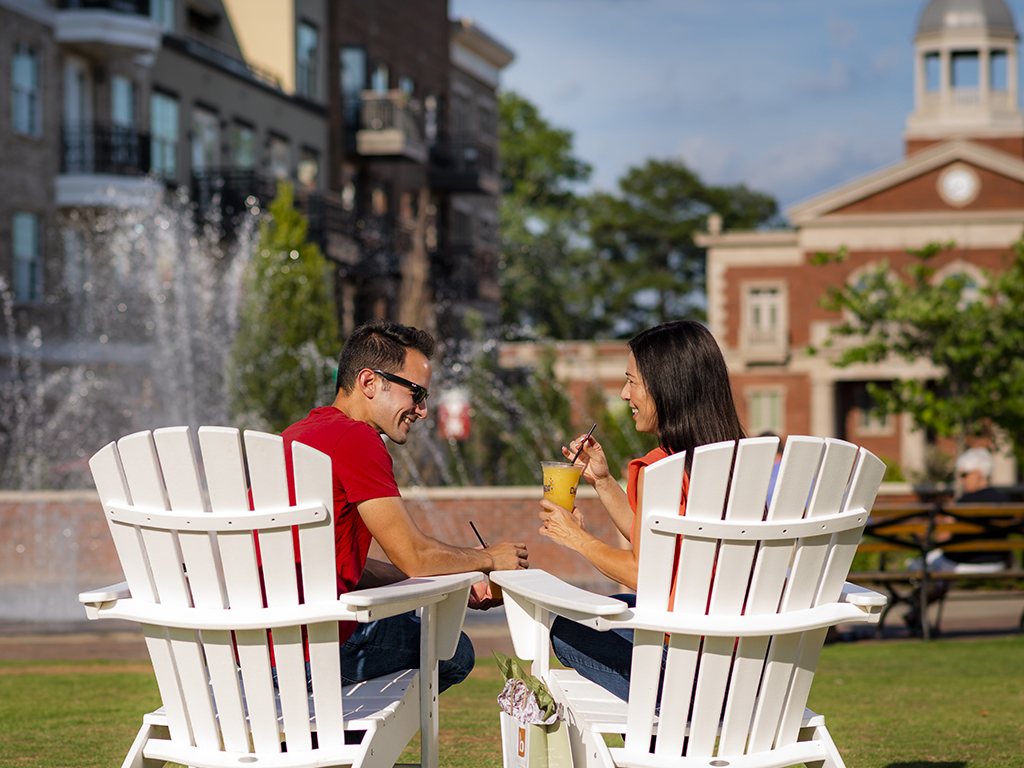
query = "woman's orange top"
xmin=626 ymin=446 xmax=690 ymax=611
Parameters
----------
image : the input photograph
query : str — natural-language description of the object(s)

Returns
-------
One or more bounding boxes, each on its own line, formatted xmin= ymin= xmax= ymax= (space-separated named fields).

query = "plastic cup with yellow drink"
xmin=541 ymin=461 xmax=584 ymax=510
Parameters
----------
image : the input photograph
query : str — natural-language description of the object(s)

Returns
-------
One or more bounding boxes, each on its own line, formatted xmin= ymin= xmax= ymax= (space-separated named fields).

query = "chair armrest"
xmin=340 ymin=572 xmax=486 ymax=623
xmin=79 ymin=581 xmax=131 ymax=620
xmin=341 ymin=572 xmax=485 ymax=661
xmin=491 ymin=570 xmax=630 ymax=669
xmin=79 ymin=581 xmax=131 ymax=604
xmin=839 ymin=581 xmax=888 ymax=608
xmin=490 ymin=570 xmax=629 ymax=625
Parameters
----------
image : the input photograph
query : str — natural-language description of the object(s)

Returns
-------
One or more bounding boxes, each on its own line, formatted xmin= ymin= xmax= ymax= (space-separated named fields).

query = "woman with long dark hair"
xmin=539 ymin=320 xmax=745 ymax=700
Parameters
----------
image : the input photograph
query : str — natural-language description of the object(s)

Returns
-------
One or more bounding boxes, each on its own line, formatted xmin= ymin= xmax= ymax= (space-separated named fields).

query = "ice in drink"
xmin=541 ymin=461 xmax=583 ymax=510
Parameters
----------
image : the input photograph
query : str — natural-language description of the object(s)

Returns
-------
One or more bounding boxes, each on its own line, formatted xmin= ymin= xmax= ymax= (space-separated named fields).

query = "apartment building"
xmin=327 ymin=1 xmax=512 ymax=340
xmin=0 ymin=0 xmax=332 ymax=486
xmin=698 ymin=0 xmax=1022 ymax=483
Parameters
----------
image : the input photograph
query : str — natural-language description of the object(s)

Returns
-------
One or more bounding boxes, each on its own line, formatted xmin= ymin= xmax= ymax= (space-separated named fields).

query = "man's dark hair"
xmin=628 ymin=320 xmax=745 ymax=456
xmin=336 ymin=319 xmax=436 ymax=394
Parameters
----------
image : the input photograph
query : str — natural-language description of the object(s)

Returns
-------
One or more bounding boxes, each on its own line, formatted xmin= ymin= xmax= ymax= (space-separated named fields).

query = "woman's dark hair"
xmin=336 ymin=319 xmax=436 ymax=393
xmin=628 ymin=320 xmax=745 ymax=456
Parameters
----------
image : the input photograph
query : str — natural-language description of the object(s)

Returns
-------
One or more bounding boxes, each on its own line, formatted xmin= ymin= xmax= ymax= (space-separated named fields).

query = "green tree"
xmin=230 ymin=183 xmax=341 ymax=433
xmin=498 ymin=91 xmax=600 ymax=339
xmin=588 ymin=159 xmax=778 ymax=336
xmin=816 ymin=240 xmax=1024 ymax=465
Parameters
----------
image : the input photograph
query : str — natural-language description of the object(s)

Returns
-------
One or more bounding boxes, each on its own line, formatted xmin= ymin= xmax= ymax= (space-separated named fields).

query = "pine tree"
xmin=230 ymin=183 xmax=341 ymax=433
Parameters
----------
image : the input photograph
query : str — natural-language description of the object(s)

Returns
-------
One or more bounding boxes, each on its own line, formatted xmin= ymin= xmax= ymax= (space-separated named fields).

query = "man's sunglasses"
xmin=372 ymin=369 xmax=430 ymax=405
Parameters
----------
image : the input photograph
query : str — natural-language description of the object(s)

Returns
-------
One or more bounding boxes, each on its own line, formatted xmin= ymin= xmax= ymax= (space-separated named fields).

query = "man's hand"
xmin=485 ymin=541 xmax=529 ymax=571
xmin=468 ymin=579 xmax=503 ymax=610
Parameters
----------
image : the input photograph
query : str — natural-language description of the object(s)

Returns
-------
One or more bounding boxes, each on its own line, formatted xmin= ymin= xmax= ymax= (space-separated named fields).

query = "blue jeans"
xmin=273 ymin=611 xmax=475 ymax=695
xmin=342 ymin=611 xmax=475 ymax=692
xmin=551 ymin=593 xmax=665 ymax=703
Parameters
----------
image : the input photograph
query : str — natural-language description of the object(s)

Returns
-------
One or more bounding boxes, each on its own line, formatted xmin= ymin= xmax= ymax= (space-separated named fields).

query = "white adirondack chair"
xmin=492 ymin=435 xmax=888 ymax=768
xmin=79 ymin=426 xmax=483 ymax=768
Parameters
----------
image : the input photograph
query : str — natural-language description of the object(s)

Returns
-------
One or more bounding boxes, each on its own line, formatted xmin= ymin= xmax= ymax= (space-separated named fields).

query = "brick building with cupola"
xmin=697 ymin=0 xmax=1023 ymax=484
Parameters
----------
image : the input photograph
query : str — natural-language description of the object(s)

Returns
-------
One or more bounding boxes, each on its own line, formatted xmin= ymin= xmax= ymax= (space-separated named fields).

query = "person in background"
xmin=536 ymin=320 xmax=745 ymax=700
xmin=904 ymin=447 xmax=1011 ymax=634
xmin=939 ymin=448 xmax=1012 ymax=571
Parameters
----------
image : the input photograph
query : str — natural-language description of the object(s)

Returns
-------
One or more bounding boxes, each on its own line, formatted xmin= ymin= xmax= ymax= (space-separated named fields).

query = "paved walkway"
xmin=1 ymin=590 xmax=1020 ymax=663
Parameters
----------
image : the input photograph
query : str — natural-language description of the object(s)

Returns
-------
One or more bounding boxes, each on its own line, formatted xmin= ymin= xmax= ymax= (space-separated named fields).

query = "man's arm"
xmin=357 ymin=496 xmax=528 ymax=576
xmin=356 ymin=558 xmax=408 ymax=589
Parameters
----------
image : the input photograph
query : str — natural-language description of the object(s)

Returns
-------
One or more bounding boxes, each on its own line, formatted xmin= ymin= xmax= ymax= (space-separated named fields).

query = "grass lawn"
xmin=1 ymin=636 xmax=1021 ymax=768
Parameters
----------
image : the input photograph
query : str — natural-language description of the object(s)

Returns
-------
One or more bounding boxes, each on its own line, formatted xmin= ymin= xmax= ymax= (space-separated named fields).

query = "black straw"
xmin=571 ymin=424 xmax=598 ymax=464
xmin=469 ymin=520 xmax=487 ymax=548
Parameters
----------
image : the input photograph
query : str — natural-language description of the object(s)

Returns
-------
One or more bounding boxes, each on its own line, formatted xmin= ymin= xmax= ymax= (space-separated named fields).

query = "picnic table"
xmin=850 ymin=500 xmax=1024 ymax=639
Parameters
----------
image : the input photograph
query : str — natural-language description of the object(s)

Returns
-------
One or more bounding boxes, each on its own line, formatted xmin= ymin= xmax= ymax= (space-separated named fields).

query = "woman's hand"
xmin=563 ymin=431 xmax=611 ymax=486
xmin=539 ymin=499 xmax=588 ymax=551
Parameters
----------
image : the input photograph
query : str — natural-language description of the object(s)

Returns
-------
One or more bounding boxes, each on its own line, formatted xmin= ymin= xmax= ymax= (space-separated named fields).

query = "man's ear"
xmin=356 ymin=368 xmax=378 ymax=399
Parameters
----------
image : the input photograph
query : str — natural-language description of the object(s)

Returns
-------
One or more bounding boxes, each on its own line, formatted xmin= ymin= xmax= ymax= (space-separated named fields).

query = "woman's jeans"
xmin=550 ymin=593 xmax=637 ymax=701
xmin=551 ymin=593 xmax=667 ymax=703
xmin=273 ymin=610 xmax=476 ymax=694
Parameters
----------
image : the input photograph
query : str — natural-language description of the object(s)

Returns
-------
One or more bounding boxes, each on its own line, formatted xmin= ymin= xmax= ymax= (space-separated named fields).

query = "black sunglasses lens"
xmin=412 ymin=388 xmax=428 ymax=405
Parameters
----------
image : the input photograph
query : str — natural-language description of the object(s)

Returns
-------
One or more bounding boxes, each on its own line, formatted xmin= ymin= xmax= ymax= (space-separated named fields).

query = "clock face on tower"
xmin=938 ymin=164 xmax=980 ymax=207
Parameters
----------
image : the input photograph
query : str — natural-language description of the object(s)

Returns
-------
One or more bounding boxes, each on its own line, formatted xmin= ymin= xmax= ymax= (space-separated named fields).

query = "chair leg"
xmin=419 ymin=602 xmax=440 ymax=768
xmin=799 ymin=723 xmax=846 ymax=768
xmin=121 ymin=722 xmax=170 ymax=768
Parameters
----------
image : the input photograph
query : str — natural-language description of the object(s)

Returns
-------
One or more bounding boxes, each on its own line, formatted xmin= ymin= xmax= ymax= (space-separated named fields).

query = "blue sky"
xmin=450 ymin=0 xmax=1024 ymax=214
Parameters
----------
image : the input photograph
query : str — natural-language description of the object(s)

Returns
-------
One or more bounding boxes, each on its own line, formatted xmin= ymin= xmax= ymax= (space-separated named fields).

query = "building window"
xmin=111 ymin=76 xmax=134 ymax=127
xmin=340 ymin=46 xmax=365 ymax=128
xmin=296 ymin=21 xmax=318 ymax=99
xmin=12 ymin=45 xmax=40 ymax=137
xmin=951 ymin=50 xmax=979 ymax=88
xmin=231 ymin=123 xmax=255 ymax=168
xmin=371 ymin=63 xmax=388 ymax=93
xmin=479 ymin=101 xmax=497 ymax=139
xmin=855 ymin=383 xmax=892 ymax=435
xmin=110 ymin=76 xmax=135 ymax=168
xmin=925 ymin=52 xmax=941 ymax=91
xmin=13 ymin=213 xmax=42 ymax=304
xmin=452 ymin=209 xmax=472 ymax=245
xmin=424 ymin=94 xmax=438 ymax=143
xmin=747 ymin=390 xmax=783 ymax=436
xmin=743 ymin=285 xmax=786 ymax=348
xmin=151 ymin=92 xmax=178 ymax=178
xmin=398 ymin=76 xmax=414 ymax=96
xmin=268 ymin=136 xmax=290 ymax=179
xmin=297 ymin=148 xmax=318 ymax=190
xmin=151 ymin=0 xmax=175 ymax=32
xmin=990 ymin=49 xmax=1008 ymax=91
xmin=191 ymin=107 xmax=218 ymax=172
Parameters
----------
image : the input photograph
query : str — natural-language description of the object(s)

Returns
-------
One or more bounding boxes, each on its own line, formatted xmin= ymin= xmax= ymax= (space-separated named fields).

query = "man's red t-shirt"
xmin=281 ymin=406 xmax=401 ymax=643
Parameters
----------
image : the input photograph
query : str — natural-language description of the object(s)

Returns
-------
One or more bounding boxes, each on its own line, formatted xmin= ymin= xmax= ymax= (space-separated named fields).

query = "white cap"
xmin=956 ymin=447 xmax=994 ymax=478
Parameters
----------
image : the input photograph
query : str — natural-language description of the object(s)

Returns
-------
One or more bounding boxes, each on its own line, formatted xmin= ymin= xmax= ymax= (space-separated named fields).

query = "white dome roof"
xmin=918 ymin=0 xmax=1017 ymax=35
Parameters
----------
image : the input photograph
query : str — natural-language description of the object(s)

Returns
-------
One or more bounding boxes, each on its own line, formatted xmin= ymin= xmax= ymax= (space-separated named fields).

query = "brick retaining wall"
xmin=0 ymin=482 xmax=915 ymax=622
xmin=0 ymin=487 xmax=623 ymax=622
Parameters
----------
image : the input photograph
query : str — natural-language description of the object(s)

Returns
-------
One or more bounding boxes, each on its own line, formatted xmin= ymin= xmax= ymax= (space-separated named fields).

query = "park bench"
xmin=849 ymin=501 xmax=1024 ymax=639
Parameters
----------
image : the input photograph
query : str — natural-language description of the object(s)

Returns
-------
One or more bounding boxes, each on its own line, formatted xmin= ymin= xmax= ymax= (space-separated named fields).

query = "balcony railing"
xmin=62 ymin=124 xmax=151 ymax=176
xmin=190 ymin=170 xmax=365 ymax=247
xmin=430 ymin=133 xmax=498 ymax=193
xmin=299 ymin=190 xmax=356 ymax=246
xmin=58 ymin=0 xmax=150 ymax=13
xmin=191 ymin=167 xmax=277 ymax=224
xmin=356 ymin=91 xmax=426 ymax=162
xmin=174 ymin=33 xmax=282 ymax=90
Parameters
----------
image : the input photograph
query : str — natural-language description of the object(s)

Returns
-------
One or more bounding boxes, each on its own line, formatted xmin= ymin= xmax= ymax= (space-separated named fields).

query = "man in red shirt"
xmin=282 ymin=319 xmax=528 ymax=691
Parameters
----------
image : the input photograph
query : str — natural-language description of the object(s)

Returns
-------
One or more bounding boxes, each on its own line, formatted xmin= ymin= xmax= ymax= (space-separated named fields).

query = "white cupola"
xmin=906 ymin=0 xmax=1024 ymax=152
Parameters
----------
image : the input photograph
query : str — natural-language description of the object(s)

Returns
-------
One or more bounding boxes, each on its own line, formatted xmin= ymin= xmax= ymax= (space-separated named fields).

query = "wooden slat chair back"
xmin=80 ymin=426 xmax=481 ymax=768
xmin=493 ymin=435 xmax=888 ymax=768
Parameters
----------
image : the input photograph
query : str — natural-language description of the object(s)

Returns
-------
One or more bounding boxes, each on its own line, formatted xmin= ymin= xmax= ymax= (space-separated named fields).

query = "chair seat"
xmin=551 ymin=667 xmax=827 ymax=736
xmin=140 ymin=668 xmax=419 ymax=732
